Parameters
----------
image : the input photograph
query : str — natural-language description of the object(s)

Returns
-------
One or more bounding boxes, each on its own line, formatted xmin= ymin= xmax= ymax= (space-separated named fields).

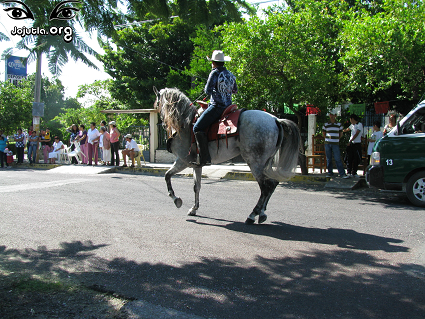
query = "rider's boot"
xmin=192 ymin=131 xmax=211 ymax=166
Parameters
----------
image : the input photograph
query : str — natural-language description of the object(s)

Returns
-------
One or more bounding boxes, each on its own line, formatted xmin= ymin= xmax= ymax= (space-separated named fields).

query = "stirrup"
xmin=190 ymin=155 xmax=211 ymax=167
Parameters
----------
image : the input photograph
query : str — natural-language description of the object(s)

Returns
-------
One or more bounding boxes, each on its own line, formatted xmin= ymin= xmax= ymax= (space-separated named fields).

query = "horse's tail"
xmin=264 ymin=118 xmax=301 ymax=182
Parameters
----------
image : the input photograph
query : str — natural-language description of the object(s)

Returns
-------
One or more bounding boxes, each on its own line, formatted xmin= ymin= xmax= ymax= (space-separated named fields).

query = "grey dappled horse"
xmin=154 ymin=87 xmax=301 ymax=224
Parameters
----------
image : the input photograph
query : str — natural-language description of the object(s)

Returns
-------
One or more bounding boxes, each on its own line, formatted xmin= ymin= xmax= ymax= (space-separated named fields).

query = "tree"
xmin=99 ymin=17 xmax=195 ymax=108
xmin=100 ymin=0 xmax=254 ymax=108
xmin=0 ymin=80 xmax=33 ymax=134
xmin=339 ymin=0 xmax=425 ymax=105
xmin=221 ymin=2 xmax=341 ymax=122
xmin=1 ymin=0 xmax=121 ymax=135
xmin=54 ymin=80 xmax=149 ymax=141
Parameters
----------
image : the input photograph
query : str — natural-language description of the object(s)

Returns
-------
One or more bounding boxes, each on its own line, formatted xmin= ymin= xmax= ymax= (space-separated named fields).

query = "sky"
xmin=0 ymin=0 xmax=280 ymax=101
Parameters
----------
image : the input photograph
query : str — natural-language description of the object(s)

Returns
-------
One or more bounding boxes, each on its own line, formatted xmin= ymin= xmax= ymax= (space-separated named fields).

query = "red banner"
xmin=374 ymin=101 xmax=389 ymax=114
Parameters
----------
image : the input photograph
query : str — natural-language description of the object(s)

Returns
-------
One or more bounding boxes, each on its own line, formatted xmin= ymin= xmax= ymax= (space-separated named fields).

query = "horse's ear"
xmin=153 ymin=86 xmax=159 ymax=96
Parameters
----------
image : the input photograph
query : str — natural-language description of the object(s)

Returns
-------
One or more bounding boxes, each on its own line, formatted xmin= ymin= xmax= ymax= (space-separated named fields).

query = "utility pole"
xmin=33 ymin=51 xmax=42 ymax=135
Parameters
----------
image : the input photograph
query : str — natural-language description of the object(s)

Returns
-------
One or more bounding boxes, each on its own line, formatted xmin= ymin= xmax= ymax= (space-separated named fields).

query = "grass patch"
xmin=11 ymin=276 xmax=65 ymax=292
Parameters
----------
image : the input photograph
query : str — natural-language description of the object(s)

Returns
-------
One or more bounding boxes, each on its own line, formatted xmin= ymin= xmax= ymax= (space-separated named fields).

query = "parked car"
xmin=366 ymin=101 xmax=425 ymax=207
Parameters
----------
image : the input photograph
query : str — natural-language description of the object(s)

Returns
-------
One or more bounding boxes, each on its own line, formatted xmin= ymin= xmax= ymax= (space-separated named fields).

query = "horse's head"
xmin=153 ymin=87 xmax=196 ymax=136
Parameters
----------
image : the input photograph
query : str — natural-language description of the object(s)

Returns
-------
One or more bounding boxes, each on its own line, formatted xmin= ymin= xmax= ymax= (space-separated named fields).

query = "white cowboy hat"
xmin=125 ymin=134 xmax=132 ymax=139
xmin=207 ymin=50 xmax=231 ymax=62
xmin=109 ymin=121 xmax=116 ymax=125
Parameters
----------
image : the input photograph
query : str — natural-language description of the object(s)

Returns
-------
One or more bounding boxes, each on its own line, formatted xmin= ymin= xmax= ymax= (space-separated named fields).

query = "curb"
xmin=113 ymin=167 xmax=169 ymax=176
xmin=6 ymin=163 xmax=60 ymax=170
xmin=8 ymin=163 xmax=365 ymax=188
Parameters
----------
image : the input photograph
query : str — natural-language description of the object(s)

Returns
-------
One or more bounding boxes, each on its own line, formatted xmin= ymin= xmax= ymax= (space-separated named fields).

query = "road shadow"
xmin=187 ymin=217 xmax=408 ymax=253
xmin=1 ymin=240 xmax=424 ymax=319
xmin=0 ymin=241 xmax=122 ymax=318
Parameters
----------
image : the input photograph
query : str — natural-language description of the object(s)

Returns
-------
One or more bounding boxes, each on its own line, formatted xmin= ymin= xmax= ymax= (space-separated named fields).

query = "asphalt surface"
xmin=1 ymin=165 xmax=424 ymax=318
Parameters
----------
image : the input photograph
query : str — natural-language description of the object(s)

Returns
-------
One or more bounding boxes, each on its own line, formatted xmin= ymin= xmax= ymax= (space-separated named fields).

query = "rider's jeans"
xmin=193 ymin=104 xmax=226 ymax=133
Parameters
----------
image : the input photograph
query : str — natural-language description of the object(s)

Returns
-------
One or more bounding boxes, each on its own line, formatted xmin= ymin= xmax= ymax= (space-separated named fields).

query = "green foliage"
xmin=99 ymin=18 xmax=195 ymax=108
xmin=100 ymin=0 xmax=253 ymax=107
xmin=339 ymin=0 xmax=425 ymax=101
xmin=184 ymin=0 xmax=424 ymax=119
xmin=0 ymin=81 xmax=33 ymax=134
xmin=54 ymin=80 xmax=148 ymax=142
xmin=27 ymin=75 xmax=80 ymax=123
xmin=221 ymin=1 xmax=341 ymax=117
xmin=185 ymin=26 xmax=224 ymax=100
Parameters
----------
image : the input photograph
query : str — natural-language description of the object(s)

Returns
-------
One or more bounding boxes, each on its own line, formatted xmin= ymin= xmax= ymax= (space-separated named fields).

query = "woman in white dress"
xmin=48 ymin=136 xmax=64 ymax=164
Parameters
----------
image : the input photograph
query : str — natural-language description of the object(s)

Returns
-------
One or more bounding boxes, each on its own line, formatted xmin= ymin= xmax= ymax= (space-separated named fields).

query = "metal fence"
xmin=124 ymin=126 xmax=150 ymax=149
xmin=157 ymin=123 xmax=168 ymax=150
xmin=362 ymin=107 xmax=385 ymax=137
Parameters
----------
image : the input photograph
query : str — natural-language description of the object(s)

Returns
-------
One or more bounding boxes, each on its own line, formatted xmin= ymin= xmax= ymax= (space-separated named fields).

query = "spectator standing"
xmin=343 ymin=114 xmax=363 ymax=178
xmin=26 ymin=125 xmax=33 ymax=161
xmin=14 ymin=128 xmax=25 ymax=164
xmin=109 ymin=121 xmax=120 ymax=166
xmin=87 ymin=122 xmax=101 ymax=165
xmin=383 ymin=114 xmax=397 ymax=135
xmin=75 ymin=125 xmax=88 ymax=164
xmin=66 ymin=124 xmax=79 ymax=164
xmin=122 ymin=134 xmax=140 ymax=167
xmin=0 ymin=135 xmax=9 ymax=168
xmin=100 ymin=127 xmax=111 ymax=165
xmin=367 ymin=121 xmax=383 ymax=163
xmin=28 ymin=131 xmax=39 ymax=164
xmin=99 ymin=121 xmax=107 ymax=163
xmin=41 ymin=128 xmax=52 ymax=164
xmin=322 ymin=112 xmax=347 ymax=178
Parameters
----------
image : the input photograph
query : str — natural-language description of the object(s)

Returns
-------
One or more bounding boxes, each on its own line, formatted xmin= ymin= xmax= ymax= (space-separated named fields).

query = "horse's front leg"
xmin=188 ymin=167 xmax=202 ymax=216
xmin=165 ymin=159 xmax=187 ymax=208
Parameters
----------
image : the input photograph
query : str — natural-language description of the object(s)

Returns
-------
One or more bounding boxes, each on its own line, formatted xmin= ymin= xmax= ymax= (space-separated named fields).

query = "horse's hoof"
xmin=174 ymin=197 xmax=183 ymax=208
xmin=187 ymin=209 xmax=197 ymax=216
xmin=245 ymin=218 xmax=255 ymax=225
xmin=258 ymin=214 xmax=267 ymax=224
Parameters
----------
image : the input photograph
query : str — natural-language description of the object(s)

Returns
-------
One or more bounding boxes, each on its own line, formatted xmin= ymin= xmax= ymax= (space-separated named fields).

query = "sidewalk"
xmin=5 ymin=160 xmax=367 ymax=190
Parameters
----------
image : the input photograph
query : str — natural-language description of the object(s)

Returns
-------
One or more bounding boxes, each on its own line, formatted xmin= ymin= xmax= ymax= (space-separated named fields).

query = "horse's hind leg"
xmin=246 ymin=176 xmax=279 ymax=225
xmin=165 ymin=159 xmax=187 ymax=208
xmin=188 ymin=167 xmax=202 ymax=216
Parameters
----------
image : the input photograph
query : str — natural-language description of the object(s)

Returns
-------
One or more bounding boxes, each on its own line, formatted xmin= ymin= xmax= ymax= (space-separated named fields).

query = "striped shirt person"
xmin=322 ymin=121 xmax=343 ymax=145
xmin=322 ymin=113 xmax=347 ymax=178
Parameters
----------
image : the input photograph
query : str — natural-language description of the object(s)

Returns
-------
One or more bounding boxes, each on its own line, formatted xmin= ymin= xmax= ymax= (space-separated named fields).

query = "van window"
xmin=401 ymin=108 xmax=425 ymax=134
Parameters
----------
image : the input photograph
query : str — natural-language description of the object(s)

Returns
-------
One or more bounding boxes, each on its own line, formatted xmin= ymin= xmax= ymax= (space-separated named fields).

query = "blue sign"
xmin=6 ymin=56 xmax=27 ymax=78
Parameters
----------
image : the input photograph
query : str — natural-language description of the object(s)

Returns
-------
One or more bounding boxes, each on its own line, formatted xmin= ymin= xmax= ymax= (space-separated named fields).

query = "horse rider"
xmin=192 ymin=50 xmax=238 ymax=166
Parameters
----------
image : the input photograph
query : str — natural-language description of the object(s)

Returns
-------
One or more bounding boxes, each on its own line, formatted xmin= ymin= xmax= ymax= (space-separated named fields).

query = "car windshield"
xmin=400 ymin=107 xmax=425 ymax=134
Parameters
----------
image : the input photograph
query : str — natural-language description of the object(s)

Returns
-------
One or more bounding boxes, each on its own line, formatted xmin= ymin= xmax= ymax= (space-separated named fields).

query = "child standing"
xmin=367 ymin=121 xmax=383 ymax=163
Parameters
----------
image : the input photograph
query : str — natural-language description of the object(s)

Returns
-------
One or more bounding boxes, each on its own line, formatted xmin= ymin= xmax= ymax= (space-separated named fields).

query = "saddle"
xmin=194 ymin=102 xmax=244 ymax=147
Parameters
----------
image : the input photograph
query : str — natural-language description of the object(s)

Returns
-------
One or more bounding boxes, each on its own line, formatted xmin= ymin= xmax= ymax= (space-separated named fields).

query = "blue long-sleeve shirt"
xmin=204 ymin=66 xmax=237 ymax=108
xmin=0 ymin=137 xmax=7 ymax=152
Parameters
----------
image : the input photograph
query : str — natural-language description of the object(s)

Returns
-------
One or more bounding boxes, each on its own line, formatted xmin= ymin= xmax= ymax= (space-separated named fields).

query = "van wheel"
xmin=406 ymin=171 xmax=425 ymax=207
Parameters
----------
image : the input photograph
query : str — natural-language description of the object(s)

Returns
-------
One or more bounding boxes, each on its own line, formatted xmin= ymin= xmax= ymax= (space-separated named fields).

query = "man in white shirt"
xmin=122 ymin=134 xmax=140 ymax=168
xmin=343 ymin=114 xmax=363 ymax=178
xmin=87 ymin=122 xmax=101 ymax=165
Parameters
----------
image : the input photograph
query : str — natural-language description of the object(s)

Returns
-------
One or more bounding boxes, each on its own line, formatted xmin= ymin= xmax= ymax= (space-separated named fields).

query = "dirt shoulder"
xmin=0 ymin=270 xmax=130 ymax=318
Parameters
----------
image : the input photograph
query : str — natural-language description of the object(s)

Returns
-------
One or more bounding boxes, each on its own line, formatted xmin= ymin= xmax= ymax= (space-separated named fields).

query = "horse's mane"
xmin=157 ymin=88 xmax=197 ymax=136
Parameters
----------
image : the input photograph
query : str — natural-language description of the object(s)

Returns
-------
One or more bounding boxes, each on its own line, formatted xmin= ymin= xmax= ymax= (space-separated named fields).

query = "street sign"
xmin=32 ymin=102 xmax=45 ymax=117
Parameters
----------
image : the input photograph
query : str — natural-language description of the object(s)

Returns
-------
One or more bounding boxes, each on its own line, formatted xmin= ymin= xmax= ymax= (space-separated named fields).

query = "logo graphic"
xmin=2 ymin=0 xmax=81 ymax=43
xmin=5 ymin=55 xmax=27 ymax=83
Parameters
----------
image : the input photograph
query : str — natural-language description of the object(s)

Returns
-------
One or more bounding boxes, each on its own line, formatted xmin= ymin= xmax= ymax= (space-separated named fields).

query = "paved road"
xmin=1 ymin=168 xmax=424 ymax=318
